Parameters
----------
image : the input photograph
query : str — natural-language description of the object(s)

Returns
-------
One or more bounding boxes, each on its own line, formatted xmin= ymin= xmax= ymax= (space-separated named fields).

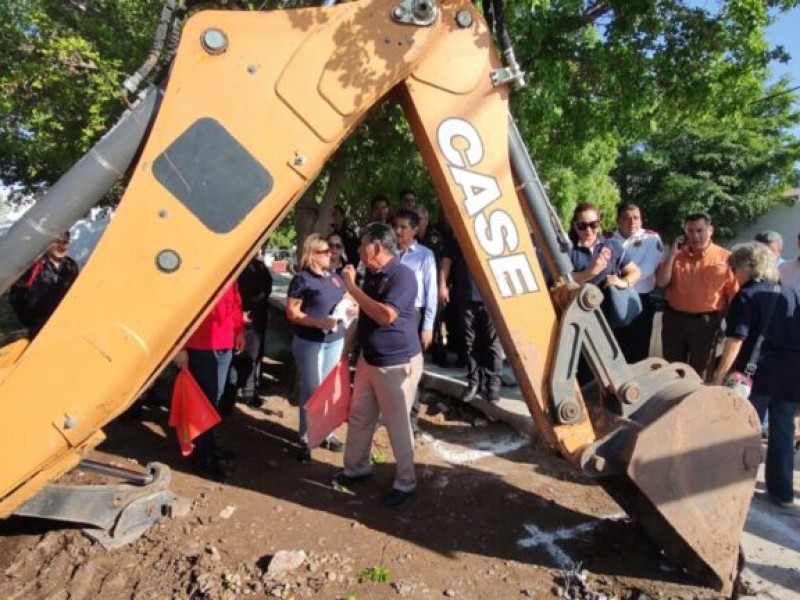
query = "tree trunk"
xmin=293 ymin=158 xmax=347 ymax=259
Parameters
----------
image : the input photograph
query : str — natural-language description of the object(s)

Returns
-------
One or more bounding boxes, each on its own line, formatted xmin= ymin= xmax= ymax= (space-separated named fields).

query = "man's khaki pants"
xmin=343 ymin=353 xmax=424 ymax=492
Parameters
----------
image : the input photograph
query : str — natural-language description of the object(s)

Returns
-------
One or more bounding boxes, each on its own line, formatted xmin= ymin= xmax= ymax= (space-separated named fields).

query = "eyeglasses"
xmin=575 ymin=221 xmax=600 ymax=231
xmin=314 ymin=248 xmax=331 ymax=254
xmin=329 ymin=243 xmax=343 ymax=249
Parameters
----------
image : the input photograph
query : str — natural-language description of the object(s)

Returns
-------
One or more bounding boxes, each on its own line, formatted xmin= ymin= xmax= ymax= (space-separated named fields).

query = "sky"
xmin=766 ymin=5 xmax=800 ymax=87
xmin=766 ymin=5 xmax=800 ymax=145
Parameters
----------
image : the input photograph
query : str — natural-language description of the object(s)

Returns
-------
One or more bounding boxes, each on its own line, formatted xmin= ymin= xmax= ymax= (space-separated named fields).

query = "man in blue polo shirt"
xmin=335 ymin=222 xmax=423 ymax=508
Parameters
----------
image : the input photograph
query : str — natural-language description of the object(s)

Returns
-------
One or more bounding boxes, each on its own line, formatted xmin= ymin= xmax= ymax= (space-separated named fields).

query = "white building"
xmin=725 ymin=188 xmax=800 ymax=259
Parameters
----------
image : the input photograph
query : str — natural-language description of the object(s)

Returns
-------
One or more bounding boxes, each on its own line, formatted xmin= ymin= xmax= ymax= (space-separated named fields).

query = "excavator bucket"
xmin=596 ymin=380 xmax=762 ymax=595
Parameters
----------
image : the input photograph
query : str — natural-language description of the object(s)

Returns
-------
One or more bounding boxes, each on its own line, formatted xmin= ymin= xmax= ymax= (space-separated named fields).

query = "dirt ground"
xmin=0 ymin=344 xmax=728 ymax=600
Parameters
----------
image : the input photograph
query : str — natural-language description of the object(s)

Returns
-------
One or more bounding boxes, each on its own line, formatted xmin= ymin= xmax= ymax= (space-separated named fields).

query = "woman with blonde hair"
xmin=286 ymin=233 xmax=347 ymax=461
xmin=711 ymin=242 xmax=800 ymax=508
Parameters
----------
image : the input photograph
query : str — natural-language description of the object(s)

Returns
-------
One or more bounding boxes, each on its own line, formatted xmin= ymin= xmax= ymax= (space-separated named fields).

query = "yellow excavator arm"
xmin=0 ymin=0 xmax=761 ymax=594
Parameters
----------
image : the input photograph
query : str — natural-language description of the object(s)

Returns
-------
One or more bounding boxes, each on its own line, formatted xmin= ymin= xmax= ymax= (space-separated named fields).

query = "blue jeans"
xmin=750 ymin=393 xmax=797 ymax=504
xmin=188 ymin=349 xmax=233 ymax=463
xmin=292 ymin=336 xmax=344 ymax=441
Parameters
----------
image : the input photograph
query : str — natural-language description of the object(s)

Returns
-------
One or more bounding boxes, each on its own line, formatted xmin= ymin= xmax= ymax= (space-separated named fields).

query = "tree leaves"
xmin=1 ymin=0 xmax=798 ymax=241
xmin=616 ymin=78 xmax=800 ymax=237
xmin=0 ymin=0 xmax=161 ymax=196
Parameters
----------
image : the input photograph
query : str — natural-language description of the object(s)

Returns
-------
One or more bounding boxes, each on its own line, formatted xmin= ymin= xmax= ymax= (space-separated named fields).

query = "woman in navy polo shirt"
xmin=568 ymin=202 xmax=640 ymax=290
xmin=710 ymin=242 xmax=800 ymax=508
xmin=568 ymin=203 xmax=640 ymax=384
xmin=286 ymin=233 xmax=348 ymax=462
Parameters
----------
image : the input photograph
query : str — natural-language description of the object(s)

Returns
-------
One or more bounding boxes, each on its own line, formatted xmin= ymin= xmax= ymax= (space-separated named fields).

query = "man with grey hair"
xmin=336 ymin=222 xmax=423 ymax=508
xmin=755 ymin=230 xmax=784 ymax=266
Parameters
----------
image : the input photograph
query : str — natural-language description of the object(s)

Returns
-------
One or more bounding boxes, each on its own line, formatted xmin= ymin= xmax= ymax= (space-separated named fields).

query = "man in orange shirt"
xmin=655 ymin=212 xmax=738 ymax=378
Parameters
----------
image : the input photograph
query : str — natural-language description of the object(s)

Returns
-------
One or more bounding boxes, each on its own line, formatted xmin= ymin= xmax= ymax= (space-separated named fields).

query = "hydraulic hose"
xmin=0 ymin=86 xmax=162 ymax=295
xmin=508 ymin=116 xmax=574 ymax=280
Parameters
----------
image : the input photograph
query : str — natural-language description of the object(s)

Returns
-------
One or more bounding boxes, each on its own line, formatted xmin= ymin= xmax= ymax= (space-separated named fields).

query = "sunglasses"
xmin=329 ymin=243 xmax=343 ymax=249
xmin=575 ymin=220 xmax=600 ymax=231
xmin=314 ymin=247 xmax=331 ymax=254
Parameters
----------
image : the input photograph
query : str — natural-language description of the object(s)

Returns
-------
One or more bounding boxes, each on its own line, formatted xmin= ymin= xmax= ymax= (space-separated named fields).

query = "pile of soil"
xmin=0 ymin=354 xmax=719 ymax=600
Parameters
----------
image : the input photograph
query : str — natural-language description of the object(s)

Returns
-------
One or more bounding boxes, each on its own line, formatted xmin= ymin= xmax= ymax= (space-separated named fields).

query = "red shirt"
xmin=185 ymin=283 xmax=244 ymax=350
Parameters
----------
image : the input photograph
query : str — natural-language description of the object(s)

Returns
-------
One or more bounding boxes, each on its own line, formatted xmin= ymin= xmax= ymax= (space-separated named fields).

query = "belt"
xmin=665 ymin=305 xmax=718 ymax=318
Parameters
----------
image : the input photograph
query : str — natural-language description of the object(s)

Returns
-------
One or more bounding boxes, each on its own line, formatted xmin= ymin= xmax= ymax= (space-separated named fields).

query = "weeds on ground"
xmin=357 ymin=542 xmax=390 ymax=584
xmin=357 ymin=565 xmax=390 ymax=583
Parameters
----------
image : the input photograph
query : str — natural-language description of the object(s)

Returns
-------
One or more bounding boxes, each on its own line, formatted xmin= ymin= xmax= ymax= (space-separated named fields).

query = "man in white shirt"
xmin=393 ymin=209 xmax=438 ymax=349
xmin=393 ymin=208 xmax=438 ymax=435
xmin=609 ymin=202 xmax=664 ymax=363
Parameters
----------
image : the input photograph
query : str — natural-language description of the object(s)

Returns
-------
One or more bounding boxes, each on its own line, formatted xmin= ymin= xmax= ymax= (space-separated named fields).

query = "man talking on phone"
xmin=655 ymin=212 xmax=738 ymax=378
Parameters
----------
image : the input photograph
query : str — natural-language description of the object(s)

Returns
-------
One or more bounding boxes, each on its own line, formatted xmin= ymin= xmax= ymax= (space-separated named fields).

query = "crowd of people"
xmin=6 ymin=191 xmax=799 ymax=510
xmin=571 ymin=205 xmax=799 ymax=510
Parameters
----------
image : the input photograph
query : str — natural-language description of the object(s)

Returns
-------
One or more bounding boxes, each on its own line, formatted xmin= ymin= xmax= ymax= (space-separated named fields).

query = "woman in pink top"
xmin=175 ymin=283 xmax=245 ymax=481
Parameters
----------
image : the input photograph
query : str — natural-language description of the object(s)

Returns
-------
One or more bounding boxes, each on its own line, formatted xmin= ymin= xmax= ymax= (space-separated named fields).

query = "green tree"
xmin=0 ymin=0 xmax=162 ymax=195
xmin=2 ymin=0 xmax=799 ymax=246
xmin=615 ymin=79 xmax=800 ymax=238
xmin=509 ymin=0 xmax=798 ymax=227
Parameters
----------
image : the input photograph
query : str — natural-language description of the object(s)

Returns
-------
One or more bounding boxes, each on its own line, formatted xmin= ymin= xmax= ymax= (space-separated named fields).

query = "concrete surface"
xmin=738 ymin=460 xmax=800 ymax=599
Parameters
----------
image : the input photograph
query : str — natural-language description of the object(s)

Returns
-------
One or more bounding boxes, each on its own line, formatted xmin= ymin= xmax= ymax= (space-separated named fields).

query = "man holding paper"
xmin=335 ymin=222 xmax=423 ymax=509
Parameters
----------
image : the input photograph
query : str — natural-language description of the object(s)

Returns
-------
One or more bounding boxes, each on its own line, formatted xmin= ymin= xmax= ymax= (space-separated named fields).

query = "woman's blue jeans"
xmin=292 ymin=336 xmax=344 ymax=441
xmin=750 ymin=393 xmax=797 ymax=504
xmin=188 ymin=348 xmax=233 ymax=464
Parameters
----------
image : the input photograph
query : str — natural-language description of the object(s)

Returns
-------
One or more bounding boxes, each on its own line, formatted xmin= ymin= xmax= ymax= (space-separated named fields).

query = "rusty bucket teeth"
xmin=599 ymin=383 xmax=762 ymax=597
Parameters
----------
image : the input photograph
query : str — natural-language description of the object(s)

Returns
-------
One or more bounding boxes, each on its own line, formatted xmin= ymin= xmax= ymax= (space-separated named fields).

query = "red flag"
xmin=169 ymin=368 xmax=221 ymax=456
xmin=305 ymin=358 xmax=351 ymax=448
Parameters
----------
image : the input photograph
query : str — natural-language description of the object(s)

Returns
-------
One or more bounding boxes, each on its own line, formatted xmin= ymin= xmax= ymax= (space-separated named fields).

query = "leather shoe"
xmin=192 ymin=458 xmax=226 ymax=482
xmin=214 ymin=446 xmax=236 ymax=461
xmin=381 ymin=488 xmax=413 ymax=508
xmin=332 ymin=470 xmax=372 ymax=487
xmin=320 ymin=436 xmax=344 ymax=453
xmin=460 ymin=383 xmax=479 ymax=403
xmin=247 ymin=395 xmax=264 ymax=408
xmin=297 ymin=443 xmax=312 ymax=463
xmin=501 ymin=376 xmax=518 ymax=388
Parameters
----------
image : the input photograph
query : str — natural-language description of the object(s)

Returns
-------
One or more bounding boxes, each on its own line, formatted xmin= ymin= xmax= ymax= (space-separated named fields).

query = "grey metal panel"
xmin=152 ymin=118 xmax=273 ymax=234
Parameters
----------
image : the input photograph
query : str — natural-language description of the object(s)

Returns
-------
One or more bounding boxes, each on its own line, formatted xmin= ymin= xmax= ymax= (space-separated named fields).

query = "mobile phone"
xmin=676 ymin=235 xmax=686 ymax=249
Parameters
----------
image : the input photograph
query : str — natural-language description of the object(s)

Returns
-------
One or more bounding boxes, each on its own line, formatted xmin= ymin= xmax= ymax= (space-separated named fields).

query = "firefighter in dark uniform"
xmin=8 ymin=232 xmax=79 ymax=340
xmin=220 ymin=252 xmax=273 ymax=411
xmin=417 ymin=206 xmax=449 ymax=366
